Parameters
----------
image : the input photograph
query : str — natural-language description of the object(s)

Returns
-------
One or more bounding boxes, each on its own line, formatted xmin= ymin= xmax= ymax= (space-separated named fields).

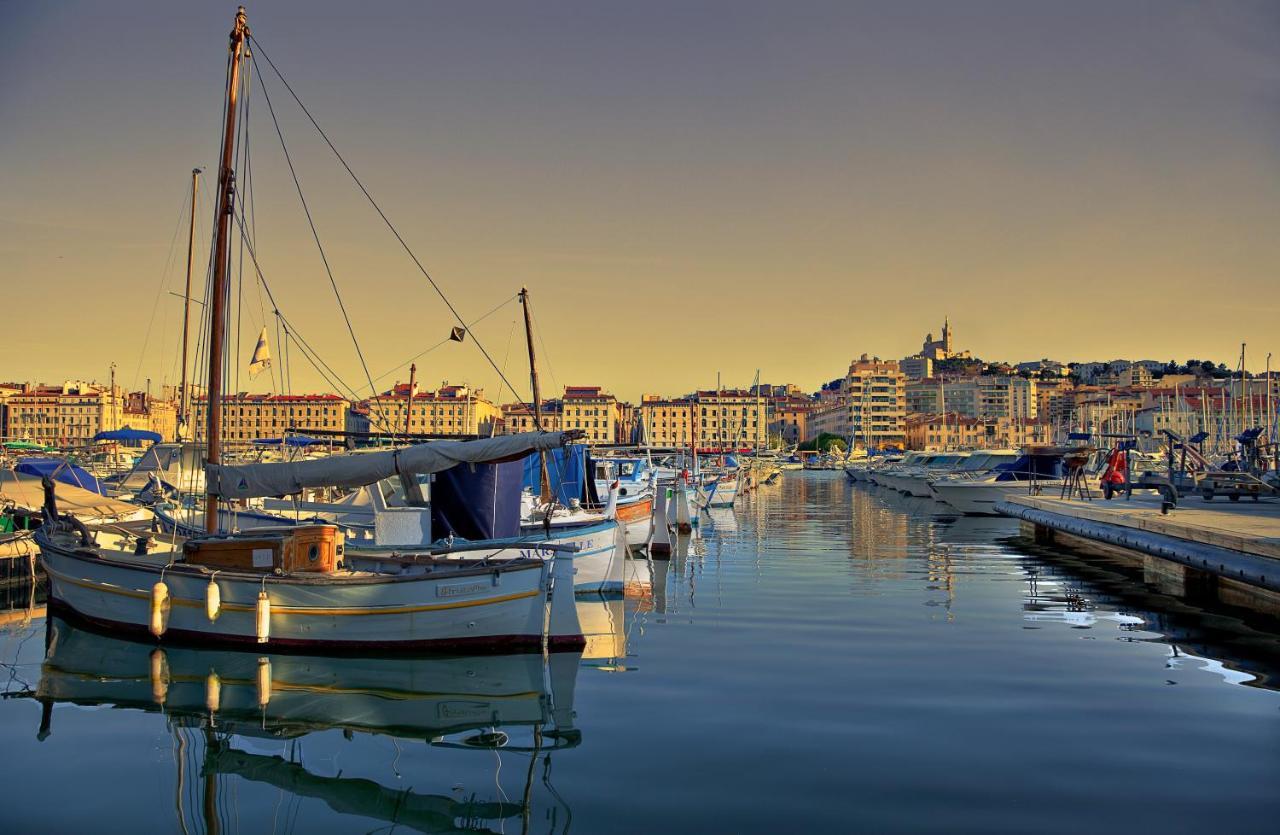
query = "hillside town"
xmin=4 ymin=319 xmax=1273 ymax=455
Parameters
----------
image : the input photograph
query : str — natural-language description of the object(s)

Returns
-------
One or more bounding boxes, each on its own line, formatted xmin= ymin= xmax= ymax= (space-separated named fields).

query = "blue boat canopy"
xmin=14 ymin=457 xmax=106 ymax=495
xmin=521 ymin=445 xmax=597 ymax=506
xmin=993 ymin=452 xmax=1065 ymax=482
xmin=93 ymin=428 xmax=162 ymax=444
xmin=432 ymin=459 xmax=523 ymax=540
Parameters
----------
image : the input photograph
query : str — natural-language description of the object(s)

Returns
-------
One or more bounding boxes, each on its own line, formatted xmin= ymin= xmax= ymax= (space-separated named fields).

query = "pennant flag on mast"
xmin=248 ymin=327 xmax=272 ymax=379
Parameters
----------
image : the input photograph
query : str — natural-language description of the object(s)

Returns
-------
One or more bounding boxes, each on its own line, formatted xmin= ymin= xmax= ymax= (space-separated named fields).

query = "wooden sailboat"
xmin=35 ymin=7 xmax=584 ymax=652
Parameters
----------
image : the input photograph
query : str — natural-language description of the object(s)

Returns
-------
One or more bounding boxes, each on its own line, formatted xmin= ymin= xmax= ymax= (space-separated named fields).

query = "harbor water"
xmin=2 ymin=472 xmax=1278 ymax=832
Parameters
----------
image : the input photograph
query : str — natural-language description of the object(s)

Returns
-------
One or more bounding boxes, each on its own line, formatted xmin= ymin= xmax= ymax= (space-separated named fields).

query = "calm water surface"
xmin=2 ymin=472 xmax=1279 ymax=833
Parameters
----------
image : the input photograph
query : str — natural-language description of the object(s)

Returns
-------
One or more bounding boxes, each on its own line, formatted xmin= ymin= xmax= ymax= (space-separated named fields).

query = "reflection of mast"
xmin=208 ymin=743 xmax=524 ymax=832
xmin=521 ymin=726 xmax=543 ymax=835
xmin=202 ymin=726 xmax=220 ymax=835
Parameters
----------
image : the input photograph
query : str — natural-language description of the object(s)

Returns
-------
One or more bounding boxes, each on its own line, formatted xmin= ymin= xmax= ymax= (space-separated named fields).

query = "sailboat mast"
xmin=179 ymin=168 xmax=201 ymax=439
xmin=205 ymin=7 xmax=250 ymax=533
xmin=519 ymin=287 xmax=551 ymax=501
xmin=404 ymin=362 xmax=416 ymax=438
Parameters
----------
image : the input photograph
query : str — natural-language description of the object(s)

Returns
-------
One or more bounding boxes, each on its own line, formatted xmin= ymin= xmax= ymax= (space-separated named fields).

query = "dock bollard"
xmin=650 ymin=488 xmax=672 ymax=557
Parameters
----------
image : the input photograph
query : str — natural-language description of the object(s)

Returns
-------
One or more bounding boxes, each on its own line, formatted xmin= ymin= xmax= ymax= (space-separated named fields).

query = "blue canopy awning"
xmin=14 ymin=457 xmax=106 ymax=495
xmin=521 ymin=445 xmax=592 ymax=506
xmin=93 ymin=428 xmax=162 ymax=444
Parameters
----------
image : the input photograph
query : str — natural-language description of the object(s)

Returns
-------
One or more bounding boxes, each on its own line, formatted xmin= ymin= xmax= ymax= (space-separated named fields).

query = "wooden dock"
xmin=997 ymin=493 xmax=1280 ymax=616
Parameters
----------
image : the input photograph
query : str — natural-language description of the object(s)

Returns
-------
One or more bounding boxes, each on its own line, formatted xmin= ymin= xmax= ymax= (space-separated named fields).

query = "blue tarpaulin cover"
xmin=14 ymin=457 xmax=106 ymax=495
xmin=521 ymin=445 xmax=591 ymax=506
xmin=93 ymin=428 xmax=162 ymax=445
xmin=431 ymin=459 xmax=523 ymax=540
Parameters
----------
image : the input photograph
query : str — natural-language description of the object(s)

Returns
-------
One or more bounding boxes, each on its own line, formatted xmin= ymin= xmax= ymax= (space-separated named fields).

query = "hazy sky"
xmin=3 ymin=1 xmax=1278 ymax=402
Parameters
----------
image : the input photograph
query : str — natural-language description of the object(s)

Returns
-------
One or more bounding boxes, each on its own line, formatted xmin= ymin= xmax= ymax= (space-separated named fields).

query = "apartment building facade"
xmin=561 ymin=386 xmax=623 ymax=444
xmin=3 ymin=381 xmax=125 ymax=445
xmin=192 ymin=393 xmax=350 ymax=447
xmin=844 ymin=355 xmax=907 ymax=449
xmin=367 ymin=382 xmax=499 ymax=437
xmin=500 ymin=400 xmax=564 ymax=434
xmin=637 ymin=396 xmax=694 ymax=447
xmin=906 ymin=375 xmax=1037 ymax=422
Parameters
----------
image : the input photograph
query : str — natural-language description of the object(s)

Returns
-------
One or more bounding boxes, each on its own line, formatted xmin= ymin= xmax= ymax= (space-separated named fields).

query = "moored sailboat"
xmin=36 ymin=7 xmax=584 ymax=653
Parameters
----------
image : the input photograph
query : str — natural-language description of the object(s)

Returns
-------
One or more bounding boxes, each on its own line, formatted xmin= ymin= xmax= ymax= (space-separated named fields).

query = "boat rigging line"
xmin=226 ymin=209 xmax=398 ymax=430
xmin=371 ymin=292 xmax=520 ymax=386
xmin=247 ymin=36 xmax=535 ymax=411
xmin=252 ymin=58 xmax=395 ymax=434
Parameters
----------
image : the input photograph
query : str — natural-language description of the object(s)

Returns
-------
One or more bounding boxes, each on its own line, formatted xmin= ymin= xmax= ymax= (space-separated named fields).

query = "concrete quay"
xmin=997 ymin=493 xmax=1280 ymax=616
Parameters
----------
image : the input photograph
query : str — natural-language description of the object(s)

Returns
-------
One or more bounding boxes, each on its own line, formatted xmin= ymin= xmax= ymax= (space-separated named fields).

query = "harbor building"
xmin=899 ymin=355 xmax=933 ymax=381
xmin=906 ymin=413 xmax=1053 ymax=450
xmin=638 ymin=396 xmax=694 ymax=447
xmin=906 ymin=375 xmax=1037 ymax=421
xmin=561 ymin=386 xmax=624 ymax=444
xmin=845 ymin=355 xmax=907 ymax=449
xmin=637 ymin=389 xmax=768 ymax=450
xmin=3 ymin=381 xmax=122 ymax=445
xmin=0 ymin=381 xmax=179 ymax=445
xmin=693 ymin=389 xmax=768 ymax=450
xmin=500 ymin=400 xmax=564 ymax=434
xmin=806 ymin=401 xmax=848 ymax=442
xmin=367 ymin=382 xmax=499 ymax=437
xmin=770 ymin=398 xmax=817 ymax=446
xmin=192 ymin=393 xmax=350 ymax=447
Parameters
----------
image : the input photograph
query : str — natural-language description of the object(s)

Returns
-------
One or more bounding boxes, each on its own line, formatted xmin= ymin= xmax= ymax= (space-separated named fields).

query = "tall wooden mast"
xmin=205 ymin=7 xmax=250 ymax=532
xmin=178 ymin=167 xmax=201 ymax=439
xmin=519 ymin=287 xmax=551 ymax=502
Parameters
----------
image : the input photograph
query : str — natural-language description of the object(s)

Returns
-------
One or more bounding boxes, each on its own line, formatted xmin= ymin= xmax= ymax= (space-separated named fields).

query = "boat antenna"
xmin=204 ymin=6 xmax=251 ymax=533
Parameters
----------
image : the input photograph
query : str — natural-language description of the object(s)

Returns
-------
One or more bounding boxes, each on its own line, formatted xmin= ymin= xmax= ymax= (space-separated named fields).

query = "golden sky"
xmin=3 ymin=1 xmax=1278 ymax=403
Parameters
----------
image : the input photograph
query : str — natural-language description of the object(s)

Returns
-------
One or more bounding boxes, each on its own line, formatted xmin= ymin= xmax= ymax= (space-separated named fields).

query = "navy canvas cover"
xmin=14 ymin=457 xmax=106 ymax=495
xmin=432 ymin=459 xmax=523 ymax=540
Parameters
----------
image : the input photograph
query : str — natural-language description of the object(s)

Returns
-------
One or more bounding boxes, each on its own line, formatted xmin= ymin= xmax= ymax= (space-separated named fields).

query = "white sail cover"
xmin=207 ymin=432 xmax=569 ymax=500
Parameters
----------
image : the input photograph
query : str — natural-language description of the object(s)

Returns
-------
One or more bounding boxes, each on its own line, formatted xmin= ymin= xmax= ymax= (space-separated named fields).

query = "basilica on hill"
xmin=920 ymin=317 xmax=971 ymax=362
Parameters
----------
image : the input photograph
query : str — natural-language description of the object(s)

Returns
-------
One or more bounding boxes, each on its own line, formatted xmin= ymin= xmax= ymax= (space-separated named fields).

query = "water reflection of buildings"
xmin=29 ymin=617 xmax=584 ymax=833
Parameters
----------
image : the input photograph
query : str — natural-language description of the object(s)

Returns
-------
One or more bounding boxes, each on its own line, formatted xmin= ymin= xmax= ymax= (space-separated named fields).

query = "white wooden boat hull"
xmin=38 ymin=527 xmax=583 ymax=652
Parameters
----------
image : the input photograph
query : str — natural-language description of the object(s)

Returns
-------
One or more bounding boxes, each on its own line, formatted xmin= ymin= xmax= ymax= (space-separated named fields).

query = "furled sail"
xmin=207 ymin=432 xmax=570 ymax=500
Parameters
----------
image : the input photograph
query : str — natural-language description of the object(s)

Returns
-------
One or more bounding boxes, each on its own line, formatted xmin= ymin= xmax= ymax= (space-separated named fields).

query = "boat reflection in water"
xmin=33 ymin=616 xmax=582 ymax=833
xmin=576 ymin=593 xmax=628 ymax=671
